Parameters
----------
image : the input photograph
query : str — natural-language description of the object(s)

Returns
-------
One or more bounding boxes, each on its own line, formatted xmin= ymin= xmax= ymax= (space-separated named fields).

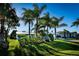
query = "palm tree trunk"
xmin=1 ymin=19 xmax=4 ymax=33
xmin=70 ymin=33 xmax=71 ymax=38
xmin=29 ymin=21 xmax=31 ymax=39
xmin=47 ymin=26 xmax=48 ymax=34
xmin=5 ymin=29 xmax=8 ymax=42
xmin=36 ymin=18 xmax=38 ymax=37
xmin=67 ymin=32 xmax=69 ymax=38
xmin=64 ymin=32 xmax=66 ymax=38
xmin=1 ymin=19 xmax=5 ymax=41
xmin=54 ymin=27 xmax=56 ymax=40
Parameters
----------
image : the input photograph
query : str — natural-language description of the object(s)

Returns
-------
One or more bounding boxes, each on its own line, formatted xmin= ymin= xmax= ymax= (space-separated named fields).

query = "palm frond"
xmin=40 ymin=4 xmax=47 ymax=14
xmin=71 ymin=19 xmax=79 ymax=27
xmin=59 ymin=23 xmax=67 ymax=27
xmin=59 ymin=16 xmax=64 ymax=22
xmin=33 ymin=4 xmax=39 ymax=9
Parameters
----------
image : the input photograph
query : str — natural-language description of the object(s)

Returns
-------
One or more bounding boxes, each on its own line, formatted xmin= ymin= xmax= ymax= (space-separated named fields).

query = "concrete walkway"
xmin=68 ymin=40 xmax=79 ymax=42
xmin=64 ymin=39 xmax=79 ymax=46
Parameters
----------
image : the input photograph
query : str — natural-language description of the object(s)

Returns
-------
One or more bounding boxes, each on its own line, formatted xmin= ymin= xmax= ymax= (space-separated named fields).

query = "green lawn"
xmin=7 ymin=39 xmax=79 ymax=56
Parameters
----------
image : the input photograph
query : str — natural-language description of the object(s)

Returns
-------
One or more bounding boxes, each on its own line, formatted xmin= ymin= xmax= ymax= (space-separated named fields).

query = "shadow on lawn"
xmin=46 ymin=41 xmax=79 ymax=50
xmin=44 ymin=46 xmax=79 ymax=56
xmin=43 ymin=41 xmax=79 ymax=56
xmin=25 ymin=40 xmax=79 ymax=56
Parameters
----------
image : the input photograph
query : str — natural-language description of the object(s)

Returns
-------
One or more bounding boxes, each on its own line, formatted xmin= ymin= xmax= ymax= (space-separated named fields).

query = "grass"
xmin=45 ymin=40 xmax=79 ymax=56
xmin=2 ymin=38 xmax=79 ymax=56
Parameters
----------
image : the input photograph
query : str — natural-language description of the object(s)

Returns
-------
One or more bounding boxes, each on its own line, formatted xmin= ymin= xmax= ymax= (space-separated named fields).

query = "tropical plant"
xmin=63 ymin=29 xmax=70 ymax=38
xmin=32 ymin=4 xmax=47 ymax=36
xmin=51 ymin=16 xmax=67 ymax=39
xmin=71 ymin=18 xmax=79 ymax=27
xmin=40 ymin=12 xmax=52 ymax=34
xmin=71 ymin=18 xmax=79 ymax=39
xmin=22 ymin=8 xmax=34 ymax=38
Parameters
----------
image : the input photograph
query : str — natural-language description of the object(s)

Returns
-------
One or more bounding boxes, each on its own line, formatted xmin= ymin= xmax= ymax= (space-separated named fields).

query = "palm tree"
xmin=51 ymin=16 xmax=67 ymax=39
xmin=39 ymin=12 xmax=52 ymax=34
xmin=71 ymin=19 xmax=79 ymax=39
xmin=71 ymin=18 xmax=79 ymax=27
xmin=22 ymin=8 xmax=34 ymax=38
xmin=32 ymin=4 xmax=47 ymax=36
xmin=63 ymin=29 xmax=70 ymax=38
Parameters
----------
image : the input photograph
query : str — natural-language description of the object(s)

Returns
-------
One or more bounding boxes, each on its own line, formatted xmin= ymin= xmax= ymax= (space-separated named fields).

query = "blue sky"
xmin=12 ymin=3 xmax=79 ymax=33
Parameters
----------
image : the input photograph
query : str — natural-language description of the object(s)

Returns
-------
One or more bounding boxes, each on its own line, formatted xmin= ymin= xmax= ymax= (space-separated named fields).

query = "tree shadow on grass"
xmin=44 ymin=47 xmax=79 ymax=56
xmin=43 ymin=41 xmax=79 ymax=56
xmin=46 ymin=41 xmax=79 ymax=50
xmin=22 ymin=45 xmax=45 ymax=56
xmin=29 ymin=41 xmax=79 ymax=56
xmin=7 ymin=40 xmax=79 ymax=56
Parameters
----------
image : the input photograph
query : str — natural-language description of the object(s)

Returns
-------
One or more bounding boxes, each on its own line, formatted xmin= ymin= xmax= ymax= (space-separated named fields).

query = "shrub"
xmin=7 ymin=38 xmax=20 ymax=55
xmin=18 ymin=34 xmax=26 ymax=37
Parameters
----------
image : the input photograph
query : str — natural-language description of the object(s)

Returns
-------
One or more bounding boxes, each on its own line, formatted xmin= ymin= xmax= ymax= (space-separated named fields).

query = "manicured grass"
xmin=7 ymin=39 xmax=79 ymax=56
xmin=44 ymin=40 xmax=79 ymax=56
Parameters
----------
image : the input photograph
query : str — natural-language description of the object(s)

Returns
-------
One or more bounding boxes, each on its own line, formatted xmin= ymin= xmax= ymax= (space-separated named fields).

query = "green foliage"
xmin=8 ymin=39 xmax=20 ymax=51
xmin=7 ymin=38 xmax=20 ymax=55
xmin=0 ymin=38 xmax=79 ymax=56
xmin=48 ymin=34 xmax=54 ymax=41
xmin=71 ymin=19 xmax=79 ymax=27
xmin=18 ymin=34 xmax=26 ymax=37
xmin=20 ymin=37 xmax=31 ymax=45
xmin=18 ymin=34 xmax=44 ymax=44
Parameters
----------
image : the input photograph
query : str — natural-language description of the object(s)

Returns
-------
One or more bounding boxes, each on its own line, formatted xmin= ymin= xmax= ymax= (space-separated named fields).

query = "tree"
xmin=32 ymin=4 xmax=47 ymax=36
xmin=71 ymin=18 xmax=79 ymax=27
xmin=71 ymin=18 xmax=79 ymax=39
xmin=63 ymin=29 xmax=70 ymax=38
xmin=39 ymin=12 xmax=52 ymax=34
xmin=0 ymin=3 xmax=19 ymax=56
xmin=22 ymin=8 xmax=34 ymax=38
xmin=0 ymin=4 xmax=11 ymax=41
xmin=51 ymin=16 xmax=67 ymax=39
xmin=6 ymin=8 xmax=19 ymax=41
xmin=0 ymin=3 xmax=19 ymax=42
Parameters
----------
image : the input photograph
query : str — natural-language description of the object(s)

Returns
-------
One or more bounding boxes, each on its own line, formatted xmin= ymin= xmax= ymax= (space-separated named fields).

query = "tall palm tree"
xmin=39 ymin=12 xmax=52 ymax=34
xmin=22 ymin=8 xmax=34 ymax=38
xmin=33 ymin=4 xmax=47 ymax=36
xmin=51 ymin=16 xmax=67 ymax=39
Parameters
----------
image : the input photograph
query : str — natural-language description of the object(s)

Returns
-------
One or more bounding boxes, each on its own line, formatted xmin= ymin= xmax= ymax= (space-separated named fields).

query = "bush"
xmin=7 ymin=38 xmax=20 ymax=56
xmin=30 ymin=37 xmax=43 ymax=43
xmin=18 ymin=34 xmax=26 ymax=37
